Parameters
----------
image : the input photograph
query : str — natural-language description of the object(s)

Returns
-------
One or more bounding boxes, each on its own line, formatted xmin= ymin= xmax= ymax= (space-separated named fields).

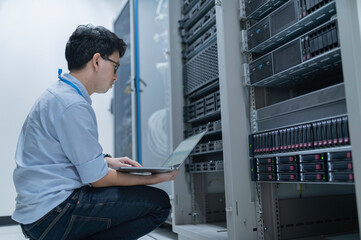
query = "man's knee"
xmin=150 ymin=188 xmax=171 ymax=223
xmin=157 ymin=188 xmax=171 ymax=209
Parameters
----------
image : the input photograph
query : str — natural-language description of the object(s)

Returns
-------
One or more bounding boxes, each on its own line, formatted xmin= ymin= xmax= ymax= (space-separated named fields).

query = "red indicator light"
xmin=348 ymin=163 xmax=353 ymax=169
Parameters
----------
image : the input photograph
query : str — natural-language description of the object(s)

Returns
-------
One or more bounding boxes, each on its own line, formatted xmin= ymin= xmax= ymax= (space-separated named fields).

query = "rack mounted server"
xmin=186 ymin=119 xmax=222 ymax=138
xmin=185 ymin=90 xmax=221 ymax=122
xmin=183 ymin=6 xmax=216 ymax=44
xmin=180 ymin=0 xmax=214 ymax=29
xmin=249 ymin=19 xmax=340 ymax=86
xmin=243 ymin=0 xmax=288 ymax=19
xmin=252 ymin=150 xmax=354 ymax=182
xmin=250 ymin=116 xmax=349 ymax=156
xmin=246 ymin=0 xmax=335 ymax=52
xmin=249 ymin=115 xmax=352 ymax=183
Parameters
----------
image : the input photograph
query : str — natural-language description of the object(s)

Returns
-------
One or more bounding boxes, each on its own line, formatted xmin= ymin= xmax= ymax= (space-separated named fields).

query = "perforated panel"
xmin=270 ymin=0 xmax=298 ymax=36
xmin=273 ymin=39 xmax=301 ymax=74
xmin=184 ymin=41 xmax=219 ymax=95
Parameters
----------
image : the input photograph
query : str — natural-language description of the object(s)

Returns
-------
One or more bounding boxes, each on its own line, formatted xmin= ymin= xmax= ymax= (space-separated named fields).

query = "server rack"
xmin=171 ymin=0 xmax=228 ymax=239
xmin=170 ymin=0 xmax=258 ymax=239
xmin=169 ymin=0 xmax=361 ymax=239
xmin=243 ymin=0 xmax=359 ymax=239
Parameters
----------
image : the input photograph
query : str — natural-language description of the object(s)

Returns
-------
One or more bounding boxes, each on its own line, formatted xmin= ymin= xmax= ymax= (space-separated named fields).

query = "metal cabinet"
xmin=169 ymin=0 xmax=361 ymax=239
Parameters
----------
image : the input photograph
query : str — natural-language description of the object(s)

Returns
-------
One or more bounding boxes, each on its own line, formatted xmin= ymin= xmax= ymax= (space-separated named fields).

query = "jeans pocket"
xmin=23 ymin=208 xmax=57 ymax=232
xmin=61 ymin=215 xmax=111 ymax=240
xmin=22 ymin=203 xmax=70 ymax=240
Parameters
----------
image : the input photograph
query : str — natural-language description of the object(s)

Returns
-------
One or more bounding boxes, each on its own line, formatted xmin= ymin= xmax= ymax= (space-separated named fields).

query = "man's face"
xmin=96 ymin=51 xmax=120 ymax=93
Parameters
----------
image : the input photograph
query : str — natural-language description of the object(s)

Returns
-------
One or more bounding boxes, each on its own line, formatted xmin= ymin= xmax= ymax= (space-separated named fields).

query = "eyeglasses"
xmin=101 ymin=55 xmax=120 ymax=74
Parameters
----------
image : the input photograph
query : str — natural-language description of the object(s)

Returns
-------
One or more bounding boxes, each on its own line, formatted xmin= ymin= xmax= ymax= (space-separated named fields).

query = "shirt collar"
xmin=61 ymin=73 xmax=92 ymax=105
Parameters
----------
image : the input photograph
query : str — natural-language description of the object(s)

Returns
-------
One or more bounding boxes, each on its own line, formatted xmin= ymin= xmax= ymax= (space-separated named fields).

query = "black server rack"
xmin=180 ymin=0 xmax=225 ymax=226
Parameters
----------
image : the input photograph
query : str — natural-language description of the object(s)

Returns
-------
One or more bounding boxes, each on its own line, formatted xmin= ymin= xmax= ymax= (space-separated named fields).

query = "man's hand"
xmin=105 ymin=156 xmax=142 ymax=169
xmin=152 ymin=170 xmax=179 ymax=184
xmin=91 ymin=156 xmax=179 ymax=187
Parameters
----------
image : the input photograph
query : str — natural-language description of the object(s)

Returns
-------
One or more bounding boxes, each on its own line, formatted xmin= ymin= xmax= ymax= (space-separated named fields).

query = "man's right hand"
xmin=152 ymin=170 xmax=179 ymax=184
xmin=105 ymin=156 xmax=142 ymax=169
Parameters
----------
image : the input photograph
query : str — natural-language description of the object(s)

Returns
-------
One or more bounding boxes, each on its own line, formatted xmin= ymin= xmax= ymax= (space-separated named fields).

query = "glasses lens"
xmin=114 ymin=65 xmax=119 ymax=74
xmin=102 ymin=56 xmax=119 ymax=74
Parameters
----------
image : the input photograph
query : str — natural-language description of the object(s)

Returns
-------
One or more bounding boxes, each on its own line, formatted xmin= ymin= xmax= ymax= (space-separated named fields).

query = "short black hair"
xmin=65 ymin=24 xmax=127 ymax=71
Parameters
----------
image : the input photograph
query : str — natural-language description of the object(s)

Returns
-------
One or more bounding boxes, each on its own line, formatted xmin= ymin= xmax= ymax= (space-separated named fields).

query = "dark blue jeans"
xmin=21 ymin=185 xmax=171 ymax=240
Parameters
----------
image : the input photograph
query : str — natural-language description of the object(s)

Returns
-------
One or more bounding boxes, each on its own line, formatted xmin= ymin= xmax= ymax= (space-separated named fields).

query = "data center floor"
xmin=0 ymin=223 xmax=177 ymax=240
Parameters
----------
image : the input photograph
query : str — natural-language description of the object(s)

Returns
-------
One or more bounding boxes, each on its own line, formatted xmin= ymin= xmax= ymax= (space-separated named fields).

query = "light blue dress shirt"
xmin=12 ymin=73 xmax=109 ymax=224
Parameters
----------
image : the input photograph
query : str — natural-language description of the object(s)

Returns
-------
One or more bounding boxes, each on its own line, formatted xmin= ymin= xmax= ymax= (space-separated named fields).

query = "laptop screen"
xmin=162 ymin=131 xmax=207 ymax=167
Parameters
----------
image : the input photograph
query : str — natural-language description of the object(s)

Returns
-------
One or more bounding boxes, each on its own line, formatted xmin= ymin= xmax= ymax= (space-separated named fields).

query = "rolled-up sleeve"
xmin=54 ymin=102 xmax=109 ymax=184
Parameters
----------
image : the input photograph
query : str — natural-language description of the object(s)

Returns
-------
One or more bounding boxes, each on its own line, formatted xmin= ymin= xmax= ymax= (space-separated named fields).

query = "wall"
xmin=0 ymin=0 xmax=125 ymax=217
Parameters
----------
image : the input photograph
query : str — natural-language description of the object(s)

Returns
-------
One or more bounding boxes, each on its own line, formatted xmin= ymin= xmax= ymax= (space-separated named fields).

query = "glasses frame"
xmin=101 ymin=55 xmax=120 ymax=74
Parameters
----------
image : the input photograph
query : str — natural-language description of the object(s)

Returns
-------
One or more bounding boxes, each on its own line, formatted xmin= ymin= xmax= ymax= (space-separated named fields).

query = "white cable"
xmin=147 ymin=108 xmax=170 ymax=158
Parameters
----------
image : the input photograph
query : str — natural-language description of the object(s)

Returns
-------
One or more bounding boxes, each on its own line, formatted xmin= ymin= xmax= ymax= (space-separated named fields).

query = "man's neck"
xmin=70 ymin=71 xmax=93 ymax=95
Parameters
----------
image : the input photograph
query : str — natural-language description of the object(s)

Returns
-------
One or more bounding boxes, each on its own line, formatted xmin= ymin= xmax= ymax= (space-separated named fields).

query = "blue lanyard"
xmin=58 ymin=69 xmax=83 ymax=97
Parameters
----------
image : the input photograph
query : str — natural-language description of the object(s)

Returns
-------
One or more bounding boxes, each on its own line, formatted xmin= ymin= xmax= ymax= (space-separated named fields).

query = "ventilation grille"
xmin=184 ymin=41 xmax=219 ymax=96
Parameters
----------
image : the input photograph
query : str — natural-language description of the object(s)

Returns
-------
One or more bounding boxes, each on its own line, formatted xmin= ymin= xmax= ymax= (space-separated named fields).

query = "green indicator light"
xmin=250 ymin=145 xmax=252 ymax=147
xmin=323 ymin=177 xmax=325 ymax=180
xmin=251 ymin=169 xmax=254 ymax=172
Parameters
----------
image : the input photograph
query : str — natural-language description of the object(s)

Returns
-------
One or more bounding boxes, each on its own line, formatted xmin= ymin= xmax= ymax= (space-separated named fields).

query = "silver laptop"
xmin=117 ymin=130 xmax=207 ymax=173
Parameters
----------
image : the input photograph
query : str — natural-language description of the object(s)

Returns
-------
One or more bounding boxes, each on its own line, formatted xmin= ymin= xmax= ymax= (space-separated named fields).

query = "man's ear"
xmin=91 ymin=53 xmax=101 ymax=72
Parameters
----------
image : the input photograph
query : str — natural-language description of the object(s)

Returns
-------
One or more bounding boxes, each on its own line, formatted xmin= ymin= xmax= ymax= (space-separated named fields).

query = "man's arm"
xmin=91 ymin=169 xmax=178 ymax=187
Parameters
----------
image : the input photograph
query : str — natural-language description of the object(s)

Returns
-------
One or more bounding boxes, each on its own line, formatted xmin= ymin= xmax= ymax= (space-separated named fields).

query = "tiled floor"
xmin=0 ymin=224 xmax=177 ymax=240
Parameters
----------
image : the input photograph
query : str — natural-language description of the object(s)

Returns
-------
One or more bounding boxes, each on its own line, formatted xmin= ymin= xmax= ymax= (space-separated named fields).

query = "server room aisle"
xmin=0 ymin=224 xmax=177 ymax=240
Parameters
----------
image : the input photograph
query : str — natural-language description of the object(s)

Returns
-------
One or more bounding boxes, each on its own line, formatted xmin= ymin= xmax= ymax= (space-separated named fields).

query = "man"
xmin=12 ymin=25 xmax=178 ymax=240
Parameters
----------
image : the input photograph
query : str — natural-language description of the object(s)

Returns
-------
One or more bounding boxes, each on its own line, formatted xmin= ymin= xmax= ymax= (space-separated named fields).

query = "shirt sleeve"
xmin=54 ymin=102 xmax=109 ymax=184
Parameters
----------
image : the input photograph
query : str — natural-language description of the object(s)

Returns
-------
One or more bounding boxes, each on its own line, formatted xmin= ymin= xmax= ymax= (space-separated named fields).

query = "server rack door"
xmin=135 ymin=0 xmax=172 ymax=194
xmin=114 ymin=2 xmax=133 ymax=159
